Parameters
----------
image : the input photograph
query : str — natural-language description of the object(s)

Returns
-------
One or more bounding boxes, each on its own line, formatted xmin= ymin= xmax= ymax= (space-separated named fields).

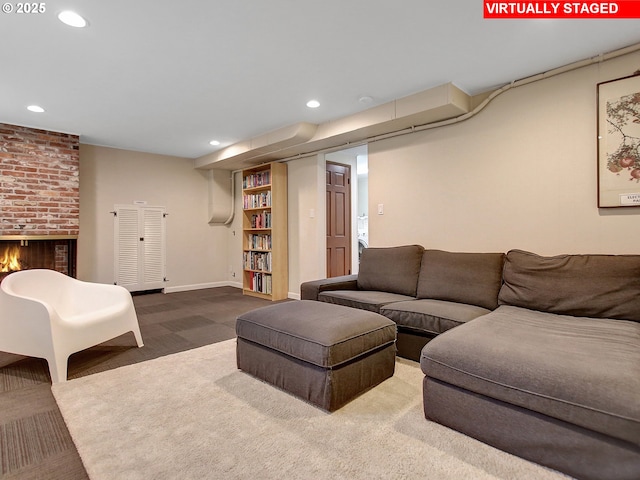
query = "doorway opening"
xmin=324 ymin=145 xmax=368 ymax=276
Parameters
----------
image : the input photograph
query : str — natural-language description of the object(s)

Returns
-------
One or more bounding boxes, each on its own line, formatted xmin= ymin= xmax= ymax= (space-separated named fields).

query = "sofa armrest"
xmin=300 ymin=275 xmax=359 ymax=301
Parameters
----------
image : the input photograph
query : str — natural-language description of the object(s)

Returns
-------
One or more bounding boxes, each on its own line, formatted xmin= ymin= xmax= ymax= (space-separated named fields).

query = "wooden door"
xmin=326 ymin=162 xmax=351 ymax=277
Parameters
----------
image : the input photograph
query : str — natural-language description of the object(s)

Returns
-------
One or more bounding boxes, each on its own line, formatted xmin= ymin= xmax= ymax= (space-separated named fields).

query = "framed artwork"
xmin=597 ymin=73 xmax=640 ymax=207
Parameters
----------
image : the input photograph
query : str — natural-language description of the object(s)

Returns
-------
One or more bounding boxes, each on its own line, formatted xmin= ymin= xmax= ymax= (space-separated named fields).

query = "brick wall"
xmin=0 ymin=123 xmax=80 ymax=236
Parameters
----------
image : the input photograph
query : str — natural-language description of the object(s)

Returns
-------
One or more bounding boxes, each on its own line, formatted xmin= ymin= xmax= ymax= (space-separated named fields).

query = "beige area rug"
xmin=52 ymin=339 xmax=568 ymax=480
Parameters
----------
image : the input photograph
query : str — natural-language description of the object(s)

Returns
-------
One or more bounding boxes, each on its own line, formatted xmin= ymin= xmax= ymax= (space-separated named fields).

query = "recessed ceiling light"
xmin=27 ymin=105 xmax=45 ymax=113
xmin=58 ymin=11 xmax=87 ymax=28
xmin=306 ymin=100 xmax=320 ymax=108
xmin=209 ymin=140 xmax=221 ymax=146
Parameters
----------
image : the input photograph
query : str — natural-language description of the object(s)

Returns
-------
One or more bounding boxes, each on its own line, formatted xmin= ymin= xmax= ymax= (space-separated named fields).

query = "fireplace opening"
xmin=0 ymin=239 xmax=77 ymax=281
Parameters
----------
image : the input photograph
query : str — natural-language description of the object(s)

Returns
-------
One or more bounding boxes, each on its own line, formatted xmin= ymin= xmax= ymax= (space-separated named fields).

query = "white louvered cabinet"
xmin=114 ymin=205 xmax=166 ymax=292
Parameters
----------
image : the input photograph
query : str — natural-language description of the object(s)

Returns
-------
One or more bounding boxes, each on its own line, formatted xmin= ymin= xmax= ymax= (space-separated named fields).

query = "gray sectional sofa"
xmin=300 ymin=245 xmax=640 ymax=480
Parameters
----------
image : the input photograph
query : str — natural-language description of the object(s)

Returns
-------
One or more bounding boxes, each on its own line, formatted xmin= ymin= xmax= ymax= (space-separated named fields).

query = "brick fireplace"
xmin=0 ymin=123 xmax=79 ymax=278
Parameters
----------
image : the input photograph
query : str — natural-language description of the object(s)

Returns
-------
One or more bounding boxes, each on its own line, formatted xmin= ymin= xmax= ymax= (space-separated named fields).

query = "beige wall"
xmin=286 ymin=155 xmax=326 ymax=296
xmin=78 ymin=145 xmax=230 ymax=289
xmin=79 ymin=49 xmax=640 ymax=295
xmin=368 ymin=50 xmax=640 ymax=255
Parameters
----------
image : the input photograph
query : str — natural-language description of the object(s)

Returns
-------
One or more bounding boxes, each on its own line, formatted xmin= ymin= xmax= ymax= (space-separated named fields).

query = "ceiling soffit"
xmin=195 ymin=83 xmax=471 ymax=170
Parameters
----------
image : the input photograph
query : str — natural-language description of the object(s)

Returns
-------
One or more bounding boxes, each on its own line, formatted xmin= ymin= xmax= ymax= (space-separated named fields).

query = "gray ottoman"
xmin=236 ymin=300 xmax=397 ymax=411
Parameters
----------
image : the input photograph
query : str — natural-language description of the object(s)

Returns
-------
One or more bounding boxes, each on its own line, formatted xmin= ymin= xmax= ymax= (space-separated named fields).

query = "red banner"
xmin=484 ymin=1 xmax=640 ymax=18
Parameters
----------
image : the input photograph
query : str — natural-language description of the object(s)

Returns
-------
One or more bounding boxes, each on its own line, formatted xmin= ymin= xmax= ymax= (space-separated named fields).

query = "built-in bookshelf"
xmin=242 ymin=162 xmax=288 ymax=300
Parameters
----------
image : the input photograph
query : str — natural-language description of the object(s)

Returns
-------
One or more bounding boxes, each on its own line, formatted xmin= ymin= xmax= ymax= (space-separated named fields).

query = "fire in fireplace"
xmin=0 ymin=238 xmax=77 ymax=279
xmin=0 ymin=244 xmax=22 ymax=272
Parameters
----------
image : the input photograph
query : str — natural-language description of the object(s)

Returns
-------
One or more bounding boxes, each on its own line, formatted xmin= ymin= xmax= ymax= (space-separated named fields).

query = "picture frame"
xmin=597 ymin=73 xmax=640 ymax=207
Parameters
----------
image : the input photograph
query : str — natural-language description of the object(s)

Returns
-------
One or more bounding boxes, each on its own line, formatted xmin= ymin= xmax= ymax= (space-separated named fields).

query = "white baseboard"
xmin=163 ymin=282 xmax=297 ymax=298
xmin=163 ymin=280 xmax=242 ymax=294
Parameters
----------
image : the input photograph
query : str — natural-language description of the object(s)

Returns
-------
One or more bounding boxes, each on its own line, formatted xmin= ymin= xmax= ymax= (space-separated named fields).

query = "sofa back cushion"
xmin=498 ymin=249 xmax=640 ymax=321
xmin=417 ymin=250 xmax=505 ymax=310
xmin=357 ymin=245 xmax=424 ymax=297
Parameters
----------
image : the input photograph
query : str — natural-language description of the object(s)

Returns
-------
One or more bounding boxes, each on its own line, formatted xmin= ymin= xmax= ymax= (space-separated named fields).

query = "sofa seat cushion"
xmin=421 ymin=305 xmax=640 ymax=446
xmin=318 ymin=290 xmax=414 ymax=313
xmin=381 ymin=299 xmax=490 ymax=335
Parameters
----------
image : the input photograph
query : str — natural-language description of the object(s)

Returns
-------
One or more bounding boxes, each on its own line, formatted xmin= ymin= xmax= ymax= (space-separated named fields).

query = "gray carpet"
xmin=0 ymin=286 xmax=277 ymax=479
xmin=52 ymin=339 xmax=569 ymax=480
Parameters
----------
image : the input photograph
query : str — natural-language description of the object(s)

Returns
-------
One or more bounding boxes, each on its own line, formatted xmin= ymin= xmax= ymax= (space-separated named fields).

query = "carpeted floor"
xmin=51 ymin=339 xmax=568 ymax=480
xmin=0 ymin=286 xmax=276 ymax=479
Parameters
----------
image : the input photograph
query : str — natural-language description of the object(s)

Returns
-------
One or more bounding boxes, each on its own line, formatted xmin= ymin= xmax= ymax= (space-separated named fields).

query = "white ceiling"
xmin=2 ymin=1 xmax=640 ymax=159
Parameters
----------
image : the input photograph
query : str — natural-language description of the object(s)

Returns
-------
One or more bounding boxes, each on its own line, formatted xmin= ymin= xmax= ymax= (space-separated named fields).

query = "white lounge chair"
xmin=0 ymin=269 xmax=144 ymax=383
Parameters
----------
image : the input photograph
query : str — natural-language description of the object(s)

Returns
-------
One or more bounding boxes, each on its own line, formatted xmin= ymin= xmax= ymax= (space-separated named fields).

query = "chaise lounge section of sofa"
xmin=421 ymin=249 xmax=640 ymax=480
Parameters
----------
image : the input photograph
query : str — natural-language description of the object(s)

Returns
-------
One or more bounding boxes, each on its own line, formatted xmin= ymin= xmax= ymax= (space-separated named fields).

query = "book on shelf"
xmin=242 ymin=171 xmax=271 ymax=189
xmin=243 ymin=191 xmax=272 ymax=209
xmin=249 ymin=212 xmax=272 ymax=229
xmin=247 ymin=272 xmax=272 ymax=295
xmin=247 ymin=233 xmax=272 ymax=250
xmin=243 ymin=251 xmax=272 ymax=272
